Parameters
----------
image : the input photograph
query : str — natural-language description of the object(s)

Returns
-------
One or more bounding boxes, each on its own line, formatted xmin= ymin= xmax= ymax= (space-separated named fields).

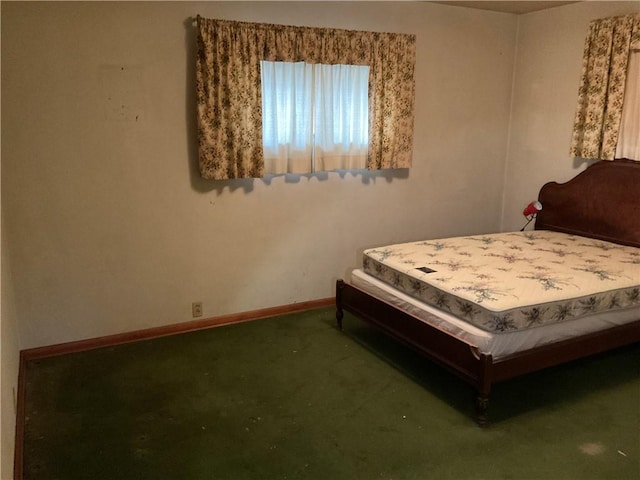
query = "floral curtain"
xmin=196 ymin=17 xmax=416 ymax=180
xmin=569 ymin=14 xmax=640 ymax=161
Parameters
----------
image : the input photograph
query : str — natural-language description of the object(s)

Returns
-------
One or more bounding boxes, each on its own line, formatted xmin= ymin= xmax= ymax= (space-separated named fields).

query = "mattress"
xmin=362 ymin=231 xmax=640 ymax=333
xmin=350 ymin=268 xmax=640 ymax=359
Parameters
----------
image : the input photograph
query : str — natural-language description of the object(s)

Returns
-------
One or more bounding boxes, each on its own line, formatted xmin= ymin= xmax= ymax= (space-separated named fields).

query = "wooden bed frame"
xmin=335 ymin=159 xmax=640 ymax=425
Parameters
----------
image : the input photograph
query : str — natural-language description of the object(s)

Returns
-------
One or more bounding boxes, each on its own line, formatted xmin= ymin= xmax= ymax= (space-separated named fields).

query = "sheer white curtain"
xmin=261 ymin=62 xmax=314 ymax=174
xmin=314 ymin=64 xmax=369 ymax=171
xmin=260 ymin=61 xmax=369 ymax=174
xmin=615 ymin=50 xmax=640 ymax=161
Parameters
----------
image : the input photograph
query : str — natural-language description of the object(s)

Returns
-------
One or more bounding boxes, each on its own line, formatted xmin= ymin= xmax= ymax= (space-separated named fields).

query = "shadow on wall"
xmin=572 ymin=157 xmax=600 ymax=169
xmin=183 ymin=17 xmax=410 ymax=196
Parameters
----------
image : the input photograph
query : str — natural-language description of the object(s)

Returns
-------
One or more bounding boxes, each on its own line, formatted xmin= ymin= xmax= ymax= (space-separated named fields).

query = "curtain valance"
xmin=196 ymin=17 xmax=416 ymax=179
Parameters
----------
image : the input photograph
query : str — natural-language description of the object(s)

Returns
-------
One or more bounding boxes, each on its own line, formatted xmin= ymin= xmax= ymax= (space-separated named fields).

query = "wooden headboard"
xmin=535 ymin=159 xmax=640 ymax=248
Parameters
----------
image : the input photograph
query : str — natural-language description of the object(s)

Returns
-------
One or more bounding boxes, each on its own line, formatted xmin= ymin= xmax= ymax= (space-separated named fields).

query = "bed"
xmin=335 ymin=159 xmax=640 ymax=425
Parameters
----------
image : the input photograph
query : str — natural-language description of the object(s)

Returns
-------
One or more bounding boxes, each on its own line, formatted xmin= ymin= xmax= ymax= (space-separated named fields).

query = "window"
xmin=260 ymin=61 xmax=370 ymax=174
xmin=569 ymin=13 xmax=639 ymax=161
xmin=196 ymin=17 xmax=416 ymax=180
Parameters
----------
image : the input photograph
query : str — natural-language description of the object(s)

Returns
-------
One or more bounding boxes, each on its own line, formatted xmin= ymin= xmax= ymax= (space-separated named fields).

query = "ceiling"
xmin=430 ymin=1 xmax=580 ymax=15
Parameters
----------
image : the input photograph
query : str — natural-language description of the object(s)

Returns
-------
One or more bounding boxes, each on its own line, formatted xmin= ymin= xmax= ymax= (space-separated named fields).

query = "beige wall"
xmin=501 ymin=1 xmax=640 ymax=231
xmin=1 ymin=1 xmax=516 ymax=349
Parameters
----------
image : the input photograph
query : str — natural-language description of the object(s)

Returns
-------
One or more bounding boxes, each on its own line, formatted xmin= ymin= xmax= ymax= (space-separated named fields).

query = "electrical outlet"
xmin=192 ymin=302 xmax=203 ymax=318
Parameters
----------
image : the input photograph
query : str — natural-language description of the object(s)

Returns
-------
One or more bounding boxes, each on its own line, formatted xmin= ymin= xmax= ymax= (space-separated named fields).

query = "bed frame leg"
xmin=336 ymin=280 xmax=344 ymax=330
xmin=475 ymin=392 xmax=490 ymax=427
xmin=475 ymin=353 xmax=492 ymax=427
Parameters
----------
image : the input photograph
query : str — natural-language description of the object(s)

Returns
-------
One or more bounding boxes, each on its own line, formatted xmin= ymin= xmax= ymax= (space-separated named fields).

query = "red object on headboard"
xmin=535 ymin=159 xmax=640 ymax=248
xmin=522 ymin=201 xmax=542 ymax=217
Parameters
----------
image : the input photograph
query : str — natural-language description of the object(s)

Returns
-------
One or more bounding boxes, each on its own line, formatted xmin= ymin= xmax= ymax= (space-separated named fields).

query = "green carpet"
xmin=23 ymin=308 xmax=640 ymax=479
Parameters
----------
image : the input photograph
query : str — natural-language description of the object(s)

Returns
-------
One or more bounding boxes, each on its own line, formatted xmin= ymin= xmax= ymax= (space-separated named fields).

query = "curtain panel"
xmin=569 ymin=14 xmax=640 ymax=161
xmin=196 ymin=17 xmax=417 ymax=180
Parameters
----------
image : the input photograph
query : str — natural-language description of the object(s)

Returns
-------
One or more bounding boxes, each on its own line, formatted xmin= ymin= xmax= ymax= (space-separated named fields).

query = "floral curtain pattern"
xmin=196 ymin=17 xmax=416 ymax=179
xmin=569 ymin=14 xmax=640 ymax=161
